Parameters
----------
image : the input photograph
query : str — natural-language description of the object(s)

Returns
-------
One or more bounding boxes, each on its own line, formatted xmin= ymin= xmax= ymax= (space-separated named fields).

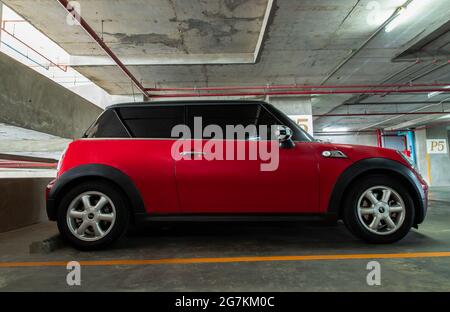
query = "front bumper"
xmin=417 ymin=184 xmax=428 ymax=225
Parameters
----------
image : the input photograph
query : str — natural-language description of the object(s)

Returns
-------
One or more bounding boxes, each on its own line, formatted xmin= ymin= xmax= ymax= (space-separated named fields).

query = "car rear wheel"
xmin=343 ymin=175 xmax=415 ymax=244
xmin=57 ymin=180 xmax=129 ymax=250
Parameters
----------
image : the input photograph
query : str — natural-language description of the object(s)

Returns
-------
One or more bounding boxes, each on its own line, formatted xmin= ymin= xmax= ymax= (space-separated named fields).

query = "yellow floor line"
xmin=1 ymin=251 xmax=450 ymax=268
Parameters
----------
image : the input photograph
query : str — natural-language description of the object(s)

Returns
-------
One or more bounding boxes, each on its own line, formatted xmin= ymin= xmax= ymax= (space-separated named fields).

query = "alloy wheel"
xmin=66 ymin=191 xmax=116 ymax=242
xmin=357 ymin=186 xmax=406 ymax=236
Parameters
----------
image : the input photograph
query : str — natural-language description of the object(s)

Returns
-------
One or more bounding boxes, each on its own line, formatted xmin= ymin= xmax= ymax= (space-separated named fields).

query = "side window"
xmin=84 ymin=109 xmax=129 ymax=138
xmin=118 ymin=106 xmax=185 ymax=139
xmin=187 ymin=104 xmax=280 ymax=140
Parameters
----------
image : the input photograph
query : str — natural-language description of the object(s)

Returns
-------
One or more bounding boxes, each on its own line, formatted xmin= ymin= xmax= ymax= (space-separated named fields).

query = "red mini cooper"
xmin=46 ymin=101 xmax=428 ymax=250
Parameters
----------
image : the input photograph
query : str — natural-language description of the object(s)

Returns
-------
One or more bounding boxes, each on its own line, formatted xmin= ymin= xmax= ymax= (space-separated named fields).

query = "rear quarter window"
xmin=84 ymin=109 xmax=129 ymax=138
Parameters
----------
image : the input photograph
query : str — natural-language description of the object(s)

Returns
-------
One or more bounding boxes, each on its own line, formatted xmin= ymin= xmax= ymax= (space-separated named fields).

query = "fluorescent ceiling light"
xmin=438 ymin=114 xmax=450 ymax=120
xmin=428 ymin=86 xmax=450 ymax=99
xmin=385 ymin=0 xmax=430 ymax=33
xmin=322 ymin=127 xmax=349 ymax=132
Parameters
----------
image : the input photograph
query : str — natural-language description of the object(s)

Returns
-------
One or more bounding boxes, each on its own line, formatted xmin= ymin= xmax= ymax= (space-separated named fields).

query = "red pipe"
xmin=151 ymin=88 xmax=450 ymax=98
xmin=1 ymin=20 xmax=27 ymax=28
xmin=313 ymin=111 xmax=449 ymax=117
xmin=315 ymin=130 xmax=400 ymax=133
xmin=1 ymin=27 xmax=68 ymax=72
xmin=376 ymin=129 xmax=383 ymax=147
xmin=147 ymin=82 xmax=450 ymax=92
xmin=57 ymin=0 xmax=150 ymax=98
xmin=0 ymin=161 xmax=57 ymax=169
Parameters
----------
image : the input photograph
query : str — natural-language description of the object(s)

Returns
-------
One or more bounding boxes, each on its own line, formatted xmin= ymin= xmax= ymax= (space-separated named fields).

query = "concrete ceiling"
xmin=2 ymin=0 xmax=450 ymax=131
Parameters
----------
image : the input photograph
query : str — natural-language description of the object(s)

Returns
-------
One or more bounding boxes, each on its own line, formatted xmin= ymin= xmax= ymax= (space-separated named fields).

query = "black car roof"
xmin=107 ymin=100 xmax=268 ymax=110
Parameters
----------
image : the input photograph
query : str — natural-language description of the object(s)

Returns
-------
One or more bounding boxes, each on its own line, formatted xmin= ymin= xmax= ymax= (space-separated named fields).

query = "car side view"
xmin=46 ymin=101 xmax=428 ymax=250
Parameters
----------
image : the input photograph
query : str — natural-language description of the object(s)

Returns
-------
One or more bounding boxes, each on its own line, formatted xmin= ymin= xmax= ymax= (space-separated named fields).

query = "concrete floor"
xmin=1 ymin=188 xmax=450 ymax=291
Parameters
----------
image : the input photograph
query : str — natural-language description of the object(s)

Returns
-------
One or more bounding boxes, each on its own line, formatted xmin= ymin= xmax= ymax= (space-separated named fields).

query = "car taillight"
xmin=57 ymin=146 xmax=68 ymax=173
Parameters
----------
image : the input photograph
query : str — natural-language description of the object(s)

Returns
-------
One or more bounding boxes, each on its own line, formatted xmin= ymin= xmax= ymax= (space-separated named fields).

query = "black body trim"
xmin=46 ymin=164 xmax=145 ymax=221
xmin=328 ymin=158 xmax=427 ymax=225
xmin=134 ymin=213 xmax=337 ymax=223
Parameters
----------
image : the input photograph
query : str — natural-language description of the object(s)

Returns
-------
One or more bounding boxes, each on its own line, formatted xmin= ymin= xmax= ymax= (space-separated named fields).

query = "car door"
xmin=116 ymin=105 xmax=185 ymax=214
xmin=174 ymin=103 xmax=319 ymax=214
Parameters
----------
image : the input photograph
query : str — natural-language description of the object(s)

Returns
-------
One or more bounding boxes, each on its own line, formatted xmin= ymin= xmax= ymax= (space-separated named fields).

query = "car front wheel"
xmin=57 ymin=180 xmax=130 ymax=250
xmin=343 ymin=174 xmax=415 ymax=244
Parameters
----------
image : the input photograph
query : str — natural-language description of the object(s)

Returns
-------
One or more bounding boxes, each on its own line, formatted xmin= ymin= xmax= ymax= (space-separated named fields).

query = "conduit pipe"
xmin=151 ymin=88 xmax=450 ymax=99
xmin=146 ymin=82 xmax=450 ymax=92
xmin=1 ymin=40 xmax=49 ymax=70
xmin=1 ymin=27 xmax=68 ymax=71
xmin=313 ymin=111 xmax=449 ymax=118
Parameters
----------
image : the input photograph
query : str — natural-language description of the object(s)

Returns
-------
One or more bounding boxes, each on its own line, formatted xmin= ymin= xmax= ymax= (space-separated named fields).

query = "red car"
xmin=46 ymin=101 xmax=428 ymax=250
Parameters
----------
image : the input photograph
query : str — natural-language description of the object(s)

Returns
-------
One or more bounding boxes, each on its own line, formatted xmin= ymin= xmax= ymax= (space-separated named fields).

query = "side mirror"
xmin=275 ymin=125 xmax=295 ymax=148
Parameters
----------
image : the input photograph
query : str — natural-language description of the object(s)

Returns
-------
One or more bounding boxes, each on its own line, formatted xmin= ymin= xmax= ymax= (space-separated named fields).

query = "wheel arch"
xmin=328 ymin=158 xmax=427 ymax=226
xmin=47 ymin=164 xmax=145 ymax=222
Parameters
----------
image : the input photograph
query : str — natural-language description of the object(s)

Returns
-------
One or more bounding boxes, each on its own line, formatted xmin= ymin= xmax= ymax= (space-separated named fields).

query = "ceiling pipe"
xmin=146 ymin=82 xmax=450 ymax=92
xmin=314 ymin=129 xmax=413 ymax=134
xmin=314 ymin=111 xmax=449 ymax=118
xmin=56 ymin=0 xmax=150 ymax=98
xmin=344 ymin=101 xmax=449 ymax=106
xmin=358 ymin=97 xmax=450 ymax=131
xmin=151 ymin=88 xmax=450 ymax=98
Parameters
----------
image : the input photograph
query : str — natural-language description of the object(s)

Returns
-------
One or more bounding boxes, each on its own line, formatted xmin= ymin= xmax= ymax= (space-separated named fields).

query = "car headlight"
xmin=397 ymin=151 xmax=416 ymax=170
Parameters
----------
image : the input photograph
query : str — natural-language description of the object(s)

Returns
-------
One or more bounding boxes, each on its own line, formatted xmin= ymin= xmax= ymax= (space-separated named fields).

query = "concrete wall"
xmin=0 ymin=51 xmax=103 ymax=138
xmin=267 ymin=96 xmax=312 ymax=115
xmin=314 ymin=133 xmax=378 ymax=147
xmin=0 ymin=178 xmax=52 ymax=233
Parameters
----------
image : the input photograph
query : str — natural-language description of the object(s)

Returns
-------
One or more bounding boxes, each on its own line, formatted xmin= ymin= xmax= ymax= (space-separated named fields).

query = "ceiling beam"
xmin=70 ymin=53 xmax=255 ymax=66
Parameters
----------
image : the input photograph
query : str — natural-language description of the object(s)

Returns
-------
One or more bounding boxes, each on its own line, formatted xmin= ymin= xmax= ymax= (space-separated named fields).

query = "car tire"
xmin=342 ymin=174 xmax=415 ymax=244
xmin=57 ymin=180 xmax=130 ymax=250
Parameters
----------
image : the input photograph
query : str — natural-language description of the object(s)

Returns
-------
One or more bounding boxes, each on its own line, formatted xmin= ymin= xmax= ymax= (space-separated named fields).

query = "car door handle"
xmin=180 ymin=151 xmax=207 ymax=157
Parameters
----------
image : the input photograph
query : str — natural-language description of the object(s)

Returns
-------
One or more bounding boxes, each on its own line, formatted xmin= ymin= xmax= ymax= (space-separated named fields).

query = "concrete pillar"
xmin=266 ymin=96 xmax=314 ymax=135
xmin=414 ymin=128 xmax=429 ymax=183
xmin=0 ymin=2 xmax=3 ymax=42
xmin=424 ymin=126 xmax=450 ymax=186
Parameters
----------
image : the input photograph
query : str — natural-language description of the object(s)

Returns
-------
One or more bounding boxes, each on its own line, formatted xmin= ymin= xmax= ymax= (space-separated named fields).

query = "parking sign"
xmin=426 ymin=139 xmax=448 ymax=154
